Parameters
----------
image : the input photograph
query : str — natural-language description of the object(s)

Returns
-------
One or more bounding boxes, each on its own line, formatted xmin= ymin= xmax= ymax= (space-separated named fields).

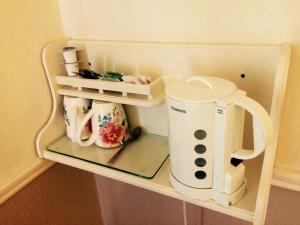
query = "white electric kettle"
xmin=165 ymin=76 xmax=273 ymax=206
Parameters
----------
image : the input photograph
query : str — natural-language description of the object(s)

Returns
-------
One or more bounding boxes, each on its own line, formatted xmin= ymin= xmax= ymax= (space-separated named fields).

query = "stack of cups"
xmin=62 ymin=47 xmax=79 ymax=76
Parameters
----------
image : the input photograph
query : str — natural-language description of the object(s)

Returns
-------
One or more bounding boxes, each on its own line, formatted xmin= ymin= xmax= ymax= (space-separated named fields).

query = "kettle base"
xmin=169 ymin=170 xmax=213 ymax=201
xmin=212 ymin=179 xmax=247 ymax=207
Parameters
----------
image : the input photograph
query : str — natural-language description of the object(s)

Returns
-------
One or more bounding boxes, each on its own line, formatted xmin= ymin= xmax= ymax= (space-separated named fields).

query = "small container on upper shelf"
xmin=62 ymin=46 xmax=81 ymax=76
xmin=62 ymin=47 xmax=78 ymax=63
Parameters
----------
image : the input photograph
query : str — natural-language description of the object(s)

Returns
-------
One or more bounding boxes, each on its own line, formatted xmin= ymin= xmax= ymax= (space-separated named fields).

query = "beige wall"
xmin=0 ymin=0 xmax=65 ymax=200
xmin=0 ymin=164 xmax=103 ymax=225
xmin=0 ymin=2 xmax=102 ymax=225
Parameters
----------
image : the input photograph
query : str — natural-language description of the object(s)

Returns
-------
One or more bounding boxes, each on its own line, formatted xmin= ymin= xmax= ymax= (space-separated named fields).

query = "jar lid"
xmin=165 ymin=76 xmax=237 ymax=103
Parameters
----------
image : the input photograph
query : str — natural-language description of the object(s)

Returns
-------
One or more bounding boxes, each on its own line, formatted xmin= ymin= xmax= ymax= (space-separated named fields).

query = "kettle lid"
xmin=165 ymin=76 xmax=237 ymax=103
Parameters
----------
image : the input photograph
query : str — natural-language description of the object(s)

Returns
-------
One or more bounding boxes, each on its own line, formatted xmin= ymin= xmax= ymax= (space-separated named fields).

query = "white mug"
xmin=76 ymin=100 xmax=129 ymax=148
xmin=62 ymin=46 xmax=78 ymax=63
xmin=63 ymin=96 xmax=92 ymax=142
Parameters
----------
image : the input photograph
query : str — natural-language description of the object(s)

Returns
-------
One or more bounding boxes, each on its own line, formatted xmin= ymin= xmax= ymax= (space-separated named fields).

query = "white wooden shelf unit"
xmin=36 ymin=38 xmax=291 ymax=225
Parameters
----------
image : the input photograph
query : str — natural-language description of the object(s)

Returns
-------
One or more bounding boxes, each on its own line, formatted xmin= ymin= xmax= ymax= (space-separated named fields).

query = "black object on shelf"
xmin=75 ymin=69 xmax=102 ymax=79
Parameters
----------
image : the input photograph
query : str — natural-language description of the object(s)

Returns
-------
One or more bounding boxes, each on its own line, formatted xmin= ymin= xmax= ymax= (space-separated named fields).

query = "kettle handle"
xmin=231 ymin=95 xmax=273 ymax=160
xmin=76 ymin=110 xmax=97 ymax=146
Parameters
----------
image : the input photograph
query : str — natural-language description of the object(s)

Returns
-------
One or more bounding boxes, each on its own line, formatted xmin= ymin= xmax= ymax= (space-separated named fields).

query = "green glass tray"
xmin=47 ymin=133 xmax=169 ymax=179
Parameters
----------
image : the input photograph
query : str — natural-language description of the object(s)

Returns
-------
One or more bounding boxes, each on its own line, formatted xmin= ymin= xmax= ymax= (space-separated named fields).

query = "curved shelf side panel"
xmin=36 ymin=38 xmax=70 ymax=157
xmin=253 ymin=44 xmax=291 ymax=225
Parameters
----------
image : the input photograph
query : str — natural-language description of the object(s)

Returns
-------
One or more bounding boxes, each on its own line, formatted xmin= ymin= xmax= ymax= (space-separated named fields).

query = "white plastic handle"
xmin=186 ymin=76 xmax=214 ymax=89
xmin=76 ymin=110 xmax=97 ymax=146
xmin=231 ymin=95 xmax=273 ymax=160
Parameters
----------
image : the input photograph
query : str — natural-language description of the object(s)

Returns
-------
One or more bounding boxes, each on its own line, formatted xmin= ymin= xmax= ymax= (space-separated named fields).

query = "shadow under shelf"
xmin=47 ymin=133 xmax=169 ymax=179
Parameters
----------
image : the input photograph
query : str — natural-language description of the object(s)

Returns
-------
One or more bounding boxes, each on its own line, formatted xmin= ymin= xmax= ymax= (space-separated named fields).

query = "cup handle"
xmin=231 ymin=95 xmax=273 ymax=160
xmin=76 ymin=110 xmax=97 ymax=146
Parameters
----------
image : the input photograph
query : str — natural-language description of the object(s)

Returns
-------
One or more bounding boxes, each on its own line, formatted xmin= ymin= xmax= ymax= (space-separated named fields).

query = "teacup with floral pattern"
xmin=76 ymin=100 xmax=128 ymax=148
xmin=63 ymin=96 xmax=92 ymax=143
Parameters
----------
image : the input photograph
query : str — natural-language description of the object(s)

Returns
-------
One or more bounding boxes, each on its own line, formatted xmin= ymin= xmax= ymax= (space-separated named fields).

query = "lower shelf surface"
xmin=44 ymin=134 xmax=261 ymax=222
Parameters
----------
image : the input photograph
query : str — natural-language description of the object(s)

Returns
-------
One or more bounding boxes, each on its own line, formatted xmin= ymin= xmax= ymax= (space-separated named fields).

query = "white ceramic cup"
xmin=65 ymin=62 xmax=79 ymax=76
xmin=62 ymin=47 xmax=77 ymax=63
xmin=63 ymin=96 xmax=92 ymax=142
xmin=76 ymin=100 xmax=129 ymax=148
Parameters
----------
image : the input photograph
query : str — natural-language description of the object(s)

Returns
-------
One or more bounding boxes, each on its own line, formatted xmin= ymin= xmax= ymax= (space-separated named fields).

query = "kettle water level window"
xmin=194 ymin=130 xmax=207 ymax=140
xmin=195 ymin=158 xmax=207 ymax=167
xmin=195 ymin=171 xmax=207 ymax=179
xmin=194 ymin=144 xmax=207 ymax=154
